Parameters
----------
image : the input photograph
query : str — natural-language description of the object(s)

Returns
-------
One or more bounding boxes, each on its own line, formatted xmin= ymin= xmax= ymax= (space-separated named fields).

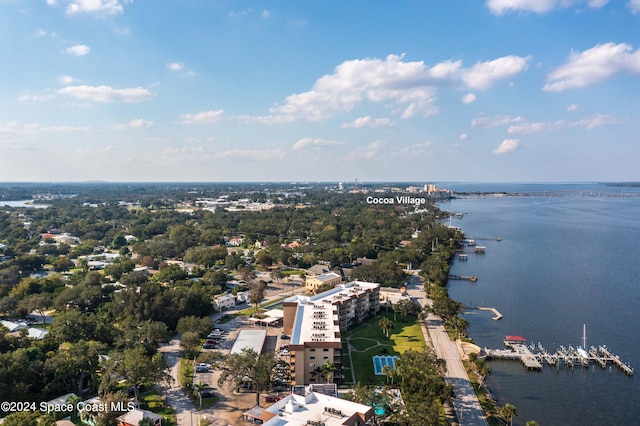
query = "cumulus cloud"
xmin=341 ymin=116 xmax=394 ymax=128
xmin=471 ymin=115 xmax=524 ymax=128
xmin=17 ymin=93 xmax=54 ymax=103
xmin=115 ymin=118 xmax=154 ymax=129
xmin=630 ymin=0 xmax=640 ymax=13
xmin=493 ymin=139 xmax=519 ymax=154
xmin=486 ymin=0 xmax=608 ymax=15
xmin=65 ymin=0 xmax=131 ymax=15
xmin=166 ymin=62 xmax=184 ymax=71
xmin=178 ymin=110 xmax=224 ymax=124
xmin=292 ymin=138 xmax=344 ymax=150
xmin=567 ymin=104 xmax=580 ymax=112
xmin=66 ymin=44 xmax=91 ymax=56
xmin=543 ymin=42 xmax=640 ymax=92
xmin=462 ymin=93 xmax=477 ymax=104
xmin=461 ymin=56 xmax=530 ymax=90
xmin=255 ymin=53 xmax=528 ymax=123
xmin=59 ymin=85 xmax=154 ymax=103
xmin=459 ymin=133 xmax=469 ymax=140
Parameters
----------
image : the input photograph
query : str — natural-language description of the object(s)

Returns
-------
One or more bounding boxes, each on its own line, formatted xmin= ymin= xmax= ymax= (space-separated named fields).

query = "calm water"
xmin=441 ymin=183 xmax=640 ymax=426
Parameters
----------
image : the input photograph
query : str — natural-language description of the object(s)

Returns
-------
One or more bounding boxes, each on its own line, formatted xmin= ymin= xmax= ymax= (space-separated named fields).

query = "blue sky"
xmin=1 ymin=0 xmax=639 ymax=182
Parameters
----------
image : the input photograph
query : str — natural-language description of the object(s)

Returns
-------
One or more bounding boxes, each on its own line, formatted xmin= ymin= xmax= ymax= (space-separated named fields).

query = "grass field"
xmin=342 ymin=312 xmax=426 ymax=385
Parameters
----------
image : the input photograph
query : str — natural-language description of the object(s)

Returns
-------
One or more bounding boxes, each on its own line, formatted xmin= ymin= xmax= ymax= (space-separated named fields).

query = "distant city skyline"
xmin=1 ymin=1 xmax=639 ymax=182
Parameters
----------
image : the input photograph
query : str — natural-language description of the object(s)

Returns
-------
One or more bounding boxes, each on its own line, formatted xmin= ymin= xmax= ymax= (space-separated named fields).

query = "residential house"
xmin=305 ymin=271 xmax=342 ymax=293
xmin=213 ymin=294 xmax=236 ymax=311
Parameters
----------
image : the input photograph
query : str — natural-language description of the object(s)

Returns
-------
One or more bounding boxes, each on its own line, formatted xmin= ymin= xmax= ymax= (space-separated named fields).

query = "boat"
xmin=576 ymin=324 xmax=590 ymax=363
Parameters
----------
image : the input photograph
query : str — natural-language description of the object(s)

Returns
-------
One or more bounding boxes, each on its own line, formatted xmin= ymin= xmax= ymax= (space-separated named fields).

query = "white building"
xmin=213 ymin=294 xmax=236 ymax=311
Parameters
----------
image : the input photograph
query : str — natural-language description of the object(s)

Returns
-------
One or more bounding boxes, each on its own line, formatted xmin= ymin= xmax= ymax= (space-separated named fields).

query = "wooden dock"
xmin=448 ymin=274 xmax=478 ymax=282
xmin=484 ymin=341 xmax=634 ymax=375
xmin=486 ymin=344 xmax=542 ymax=370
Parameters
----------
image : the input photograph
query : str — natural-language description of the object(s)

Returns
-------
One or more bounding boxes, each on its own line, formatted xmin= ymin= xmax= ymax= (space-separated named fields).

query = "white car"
xmin=279 ymin=349 xmax=290 ymax=356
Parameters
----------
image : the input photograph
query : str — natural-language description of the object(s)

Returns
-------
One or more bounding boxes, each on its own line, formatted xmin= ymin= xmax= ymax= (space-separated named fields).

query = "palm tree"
xmin=193 ymin=381 xmax=207 ymax=409
xmin=320 ymin=361 xmax=337 ymax=383
xmin=381 ymin=364 xmax=396 ymax=384
xmin=500 ymin=403 xmax=518 ymax=426
xmin=378 ymin=317 xmax=393 ymax=339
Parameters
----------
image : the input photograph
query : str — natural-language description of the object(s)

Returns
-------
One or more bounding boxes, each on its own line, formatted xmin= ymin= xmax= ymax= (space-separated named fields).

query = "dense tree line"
xmin=0 ymin=183 xmax=461 ymax=407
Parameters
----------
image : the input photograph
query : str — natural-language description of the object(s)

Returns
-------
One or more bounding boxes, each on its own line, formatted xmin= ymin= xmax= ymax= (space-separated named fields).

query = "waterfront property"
xmin=282 ymin=281 xmax=380 ymax=385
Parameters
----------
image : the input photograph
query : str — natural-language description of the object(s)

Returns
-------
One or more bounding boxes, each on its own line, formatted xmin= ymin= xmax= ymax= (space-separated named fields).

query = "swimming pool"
xmin=372 ymin=355 xmax=398 ymax=375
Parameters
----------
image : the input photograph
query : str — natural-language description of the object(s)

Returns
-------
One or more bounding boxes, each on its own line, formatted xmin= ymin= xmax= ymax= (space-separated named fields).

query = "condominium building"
xmin=282 ymin=281 xmax=380 ymax=385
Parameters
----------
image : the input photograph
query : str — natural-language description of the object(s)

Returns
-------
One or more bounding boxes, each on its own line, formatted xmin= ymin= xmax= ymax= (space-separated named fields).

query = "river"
xmin=439 ymin=183 xmax=639 ymax=426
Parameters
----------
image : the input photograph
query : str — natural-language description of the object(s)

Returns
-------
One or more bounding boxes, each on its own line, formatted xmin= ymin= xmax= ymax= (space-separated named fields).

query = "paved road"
xmin=158 ymin=339 xmax=202 ymax=426
xmin=405 ymin=274 xmax=488 ymax=426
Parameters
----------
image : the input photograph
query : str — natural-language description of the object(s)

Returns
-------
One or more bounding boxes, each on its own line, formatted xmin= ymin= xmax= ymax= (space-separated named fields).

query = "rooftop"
xmin=230 ymin=329 xmax=268 ymax=355
xmin=261 ymin=391 xmax=373 ymax=426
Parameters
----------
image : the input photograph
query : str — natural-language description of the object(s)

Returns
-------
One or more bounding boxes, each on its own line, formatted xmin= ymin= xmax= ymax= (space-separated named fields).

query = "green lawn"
xmin=342 ymin=313 xmax=426 ymax=385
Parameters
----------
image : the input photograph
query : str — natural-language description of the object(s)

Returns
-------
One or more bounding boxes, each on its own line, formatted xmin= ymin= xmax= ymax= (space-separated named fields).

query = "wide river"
xmin=439 ymin=183 xmax=639 ymax=426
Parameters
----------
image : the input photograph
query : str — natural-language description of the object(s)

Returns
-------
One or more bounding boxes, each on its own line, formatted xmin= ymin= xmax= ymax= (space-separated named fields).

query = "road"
xmin=405 ymin=274 xmax=488 ymax=426
xmin=159 ymin=280 xmax=306 ymax=425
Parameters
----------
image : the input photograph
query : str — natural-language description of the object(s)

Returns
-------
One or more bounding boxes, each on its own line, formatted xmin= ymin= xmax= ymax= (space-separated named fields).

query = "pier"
xmin=477 ymin=306 xmax=502 ymax=320
xmin=448 ymin=274 xmax=478 ymax=282
xmin=484 ymin=338 xmax=634 ymax=375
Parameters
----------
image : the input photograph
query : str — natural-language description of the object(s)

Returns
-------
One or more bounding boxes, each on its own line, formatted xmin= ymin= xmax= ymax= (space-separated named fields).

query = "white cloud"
xmin=459 ymin=133 xmax=469 ymax=140
xmin=567 ymin=104 xmax=580 ymax=112
xmin=46 ymin=0 xmax=58 ymax=6
xmin=256 ymin=54 xmax=527 ymax=123
xmin=471 ymin=115 xmax=524 ymax=128
xmin=493 ymin=138 xmax=519 ymax=154
xmin=116 ymin=118 xmax=154 ymax=129
xmin=630 ymin=0 xmax=640 ymax=13
xmin=58 ymin=75 xmax=76 ymax=85
xmin=178 ymin=110 xmax=224 ymax=124
xmin=261 ymin=9 xmax=271 ymax=18
xmin=129 ymin=118 xmax=153 ymax=128
xmin=17 ymin=93 xmax=54 ymax=102
xmin=166 ymin=62 xmax=184 ymax=71
xmin=507 ymin=113 xmax=624 ymax=134
xmin=59 ymin=85 xmax=154 ymax=103
xmin=543 ymin=42 xmax=640 ymax=92
xmin=486 ymin=0 xmax=608 ymax=15
xmin=462 ymin=93 xmax=477 ymax=104
xmin=66 ymin=44 xmax=91 ymax=56
xmin=66 ymin=0 xmax=130 ymax=15
xmin=575 ymin=113 xmax=625 ymax=129
xmin=292 ymin=138 xmax=344 ymax=150
xmin=343 ymin=141 xmax=384 ymax=161
xmin=341 ymin=116 xmax=394 ymax=128
xmin=461 ymin=55 xmax=530 ymax=90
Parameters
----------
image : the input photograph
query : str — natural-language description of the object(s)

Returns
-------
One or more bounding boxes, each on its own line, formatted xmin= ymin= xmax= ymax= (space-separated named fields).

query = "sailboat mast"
xmin=582 ymin=324 xmax=588 ymax=348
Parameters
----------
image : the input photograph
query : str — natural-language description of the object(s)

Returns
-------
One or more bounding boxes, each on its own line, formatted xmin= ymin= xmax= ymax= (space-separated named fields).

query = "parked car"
xmin=200 ymin=388 xmax=216 ymax=398
xmin=265 ymin=394 xmax=281 ymax=403
xmin=203 ymin=343 xmax=216 ymax=349
xmin=279 ymin=344 xmax=289 ymax=351
xmin=280 ymin=334 xmax=289 ymax=340
xmin=279 ymin=349 xmax=290 ymax=356
xmin=195 ymin=364 xmax=209 ymax=373
xmin=205 ymin=339 xmax=217 ymax=344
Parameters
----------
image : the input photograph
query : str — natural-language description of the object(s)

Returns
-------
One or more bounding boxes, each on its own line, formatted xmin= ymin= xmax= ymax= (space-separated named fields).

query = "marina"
xmin=483 ymin=334 xmax=634 ymax=375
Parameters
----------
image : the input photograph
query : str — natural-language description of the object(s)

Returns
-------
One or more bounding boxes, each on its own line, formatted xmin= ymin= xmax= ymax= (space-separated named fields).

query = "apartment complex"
xmin=282 ymin=281 xmax=380 ymax=385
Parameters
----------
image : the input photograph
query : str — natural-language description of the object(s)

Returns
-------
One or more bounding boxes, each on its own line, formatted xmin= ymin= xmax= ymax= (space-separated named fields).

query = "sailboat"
xmin=577 ymin=324 xmax=589 ymax=363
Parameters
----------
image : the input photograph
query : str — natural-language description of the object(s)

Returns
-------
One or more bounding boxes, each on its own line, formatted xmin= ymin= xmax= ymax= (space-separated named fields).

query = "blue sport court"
xmin=372 ymin=355 xmax=398 ymax=375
